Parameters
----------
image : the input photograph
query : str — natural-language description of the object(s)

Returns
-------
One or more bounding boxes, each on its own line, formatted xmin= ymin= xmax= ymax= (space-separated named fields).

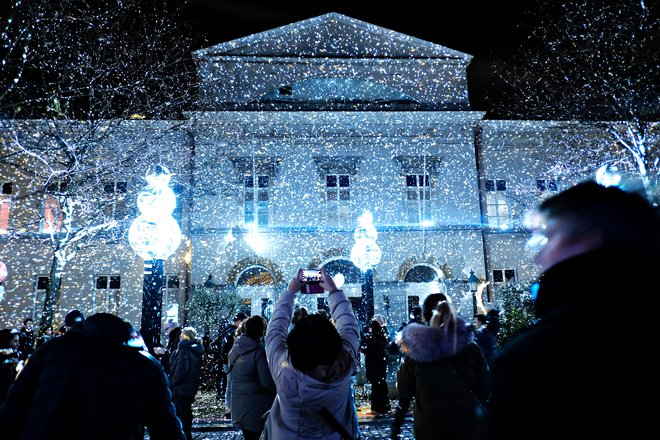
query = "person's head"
xmin=0 ymin=328 xmax=19 ymax=349
xmin=180 ymin=326 xmax=197 ymax=342
xmin=243 ymin=315 xmax=266 ymax=340
xmin=429 ymin=301 xmax=460 ymax=350
xmin=22 ymin=318 xmax=33 ymax=329
xmin=64 ymin=309 xmax=85 ymax=331
xmin=291 ymin=306 xmax=309 ymax=326
xmin=531 ymin=181 xmax=660 ymax=271
xmin=372 ymin=314 xmax=387 ymax=328
xmin=315 ymin=309 xmax=331 ymax=321
xmin=234 ymin=312 xmax=248 ymax=327
xmin=287 ymin=314 xmax=342 ymax=374
xmin=422 ymin=293 xmax=447 ymax=323
xmin=164 ymin=320 xmax=179 ymax=335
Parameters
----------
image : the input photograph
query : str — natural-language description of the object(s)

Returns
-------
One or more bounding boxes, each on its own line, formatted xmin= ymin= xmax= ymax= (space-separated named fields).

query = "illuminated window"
xmin=163 ymin=274 xmax=180 ymax=324
xmin=0 ymin=182 xmax=11 ymax=231
xmin=95 ymin=274 xmax=121 ymax=315
xmin=244 ymin=175 xmax=269 ymax=227
xmin=405 ymin=174 xmax=431 ymax=224
xmin=492 ymin=269 xmax=516 ymax=284
xmin=102 ymin=180 xmax=128 ymax=220
xmin=326 ymin=174 xmax=352 ymax=227
xmin=40 ymin=195 xmax=62 ymax=233
xmin=484 ymin=179 xmax=509 ymax=227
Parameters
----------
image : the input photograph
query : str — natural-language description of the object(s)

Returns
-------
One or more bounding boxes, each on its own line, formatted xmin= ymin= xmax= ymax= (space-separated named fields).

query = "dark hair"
xmin=65 ymin=309 xmax=85 ymax=327
xmin=540 ymin=181 xmax=660 ymax=251
xmin=287 ymin=314 xmax=342 ymax=373
xmin=475 ymin=314 xmax=487 ymax=325
xmin=234 ymin=312 xmax=248 ymax=322
xmin=243 ymin=315 xmax=266 ymax=340
xmin=423 ymin=293 xmax=447 ymax=323
xmin=291 ymin=306 xmax=309 ymax=326
xmin=0 ymin=328 xmax=19 ymax=347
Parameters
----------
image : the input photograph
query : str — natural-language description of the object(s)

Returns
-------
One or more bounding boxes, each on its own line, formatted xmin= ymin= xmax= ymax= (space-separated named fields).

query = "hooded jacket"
xmin=393 ymin=317 xmax=489 ymax=440
xmin=0 ymin=313 xmax=185 ymax=440
xmin=169 ymin=338 xmax=205 ymax=399
xmin=262 ymin=289 xmax=360 ymax=440
xmin=228 ymin=333 xmax=276 ymax=433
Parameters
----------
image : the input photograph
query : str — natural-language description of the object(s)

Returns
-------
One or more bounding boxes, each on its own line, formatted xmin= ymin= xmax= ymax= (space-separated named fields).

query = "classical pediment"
xmin=193 ymin=12 xmax=471 ymax=60
xmin=193 ymin=12 xmax=473 ymax=111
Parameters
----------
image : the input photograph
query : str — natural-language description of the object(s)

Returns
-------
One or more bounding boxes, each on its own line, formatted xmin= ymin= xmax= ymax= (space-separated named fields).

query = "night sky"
xmin=180 ymin=0 xmax=539 ymax=113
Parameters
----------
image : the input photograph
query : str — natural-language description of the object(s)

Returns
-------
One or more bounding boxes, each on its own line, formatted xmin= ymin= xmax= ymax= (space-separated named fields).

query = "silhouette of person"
xmin=490 ymin=181 xmax=660 ymax=439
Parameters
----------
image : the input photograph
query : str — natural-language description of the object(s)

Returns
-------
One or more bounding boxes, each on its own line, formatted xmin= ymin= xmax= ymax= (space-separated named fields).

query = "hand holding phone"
xmin=299 ymin=269 xmax=324 ymax=294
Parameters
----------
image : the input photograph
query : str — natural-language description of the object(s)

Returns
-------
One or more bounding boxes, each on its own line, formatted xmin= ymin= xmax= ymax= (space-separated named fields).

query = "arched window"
xmin=404 ymin=264 xmax=439 ymax=283
xmin=236 ymin=265 xmax=276 ymax=285
xmin=322 ymin=258 xmax=362 ymax=284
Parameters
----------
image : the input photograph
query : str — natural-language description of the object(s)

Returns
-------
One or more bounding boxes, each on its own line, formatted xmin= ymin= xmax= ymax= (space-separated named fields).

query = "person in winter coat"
xmin=490 ymin=181 xmax=660 ymax=440
xmin=360 ymin=316 xmax=391 ymax=415
xmin=0 ymin=313 xmax=185 ymax=439
xmin=169 ymin=326 xmax=205 ymax=440
xmin=262 ymin=267 xmax=360 ymax=440
xmin=391 ymin=300 xmax=489 ymax=440
xmin=228 ymin=315 xmax=276 ymax=440
xmin=17 ymin=319 xmax=34 ymax=361
xmin=0 ymin=328 xmax=21 ymax=404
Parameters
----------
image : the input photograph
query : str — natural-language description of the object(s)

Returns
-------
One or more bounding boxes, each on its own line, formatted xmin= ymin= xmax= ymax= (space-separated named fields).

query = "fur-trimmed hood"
xmin=396 ymin=318 xmax=474 ymax=363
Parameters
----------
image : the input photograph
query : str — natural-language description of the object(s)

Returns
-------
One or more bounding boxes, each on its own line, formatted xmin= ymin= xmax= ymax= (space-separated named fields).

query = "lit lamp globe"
xmin=350 ymin=241 xmax=382 ymax=272
xmin=128 ymin=217 xmax=182 ymax=260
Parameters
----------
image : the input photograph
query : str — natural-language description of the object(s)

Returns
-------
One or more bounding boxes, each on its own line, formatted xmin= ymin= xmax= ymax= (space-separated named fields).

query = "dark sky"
xmin=180 ymin=1 xmax=539 ymax=113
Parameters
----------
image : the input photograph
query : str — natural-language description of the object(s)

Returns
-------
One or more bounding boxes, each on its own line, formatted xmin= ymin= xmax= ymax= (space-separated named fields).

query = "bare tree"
xmin=0 ymin=0 xmax=200 ymax=333
xmin=491 ymin=0 xmax=659 ymax=204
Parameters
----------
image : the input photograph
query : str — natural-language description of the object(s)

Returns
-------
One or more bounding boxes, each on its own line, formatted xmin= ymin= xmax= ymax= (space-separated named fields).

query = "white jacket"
xmin=263 ymin=289 xmax=360 ymax=439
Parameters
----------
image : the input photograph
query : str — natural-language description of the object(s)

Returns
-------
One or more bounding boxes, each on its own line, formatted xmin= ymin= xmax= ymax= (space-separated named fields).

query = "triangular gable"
xmin=193 ymin=12 xmax=471 ymax=61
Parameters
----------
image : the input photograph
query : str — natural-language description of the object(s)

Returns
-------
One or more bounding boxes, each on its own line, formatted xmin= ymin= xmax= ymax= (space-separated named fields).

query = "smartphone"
xmin=299 ymin=269 xmax=324 ymax=294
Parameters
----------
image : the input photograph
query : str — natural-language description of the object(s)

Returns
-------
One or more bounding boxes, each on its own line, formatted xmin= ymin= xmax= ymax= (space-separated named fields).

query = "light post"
xmin=128 ymin=165 xmax=181 ymax=353
xmin=350 ymin=211 xmax=382 ymax=324
xmin=468 ymin=270 xmax=479 ymax=318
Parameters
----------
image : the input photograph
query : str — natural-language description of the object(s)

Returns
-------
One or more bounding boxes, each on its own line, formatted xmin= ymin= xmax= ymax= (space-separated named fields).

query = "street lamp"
xmin=128 ymin=165 xmax=181 ymax=352
xmin=350 ymin=211 xmax=382 ymax=323
xmin=468 ymin=270 xmax=479 ymax=318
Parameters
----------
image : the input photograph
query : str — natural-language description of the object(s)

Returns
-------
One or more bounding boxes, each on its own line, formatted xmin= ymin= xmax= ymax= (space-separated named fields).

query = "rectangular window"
xmin=326 ymin=174 xmax=352 ymax=227
xmin=484 ymin=179 xmax=509 ymax=227
xmin=2 ymin=182 xmax=13 ymax=194
xmin=163 ymin=274 xmax=180 ymax=324
xmin=244 ymin=175 xmax=269 ymax=227
xmin=33 ymin=275 xmax=50 ymax=320
xmin=40 ymin=195 xmax=62 ymax=233
xmin=492 ymin=269 xmax=517 ymax=284
xmin=95 ymin=274 xmax=121 ymax=315
xmin=102 ymin=180 xmax=128 ymax=221
xmin=0 ymin=199 xmax=9 ymax=231
xmin=536 ymin=179 xmax=558 ymax=193
xmin=405 ymin=174 xmax=432 ymax=224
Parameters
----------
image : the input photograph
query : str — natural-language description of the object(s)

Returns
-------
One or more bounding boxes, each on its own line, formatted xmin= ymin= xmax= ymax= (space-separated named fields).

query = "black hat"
xmin=65 ymin=309 xmax=85 ymax=327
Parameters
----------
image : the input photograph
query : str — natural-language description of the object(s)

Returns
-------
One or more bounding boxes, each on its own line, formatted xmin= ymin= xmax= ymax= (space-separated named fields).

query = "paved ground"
xmin=187 ymin=413 xmax=415 ymax=439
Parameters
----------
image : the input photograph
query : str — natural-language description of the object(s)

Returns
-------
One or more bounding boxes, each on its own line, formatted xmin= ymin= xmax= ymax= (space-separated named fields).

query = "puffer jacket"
xmin=263 ymin=289 xmax=360 ymax=440
xmin=393 ymin=318 xmax=489 ymax=440
xmin=169 ymin=338 xmax=205 ymax=398
xmin=0 ymin=313 xmax=185 ymax=440
xmin=228 ymin=334 xmax=275 ymax=432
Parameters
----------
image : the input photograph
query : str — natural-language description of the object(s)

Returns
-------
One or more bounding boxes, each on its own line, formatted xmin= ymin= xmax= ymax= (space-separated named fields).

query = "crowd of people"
xmin=0 ymin=180 xmax=656 ymax=439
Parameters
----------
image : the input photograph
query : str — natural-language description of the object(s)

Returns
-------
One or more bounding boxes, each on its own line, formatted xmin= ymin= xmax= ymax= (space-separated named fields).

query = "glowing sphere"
xmin=128 ymin=216 xmax=182 ymax=260
xmin=595 ymin=164 xmax=621 ymax=187
xmin=0 ymin=261 xmax=7 ymax=282
xmin=351 ymin=240 xmax=382 ymax=272
xmin=136 ymin=184 xmax=176 ymax=215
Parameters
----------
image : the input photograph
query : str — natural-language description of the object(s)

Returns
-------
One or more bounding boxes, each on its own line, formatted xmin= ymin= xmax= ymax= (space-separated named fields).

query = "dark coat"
xmin=0 ymin=313 xmax=185 ymax=440
xmin=169 ymin=338 xmax=205 ymax=398
xmin=394 ymin=318 xmax=489 ymax=440
xmin=227 ymin=334 xmax=275 ymax=433
xmin=361 ymin=324 xmax=389 ymax=383
xmin=491 ymin=248 xmax=659 ymax=440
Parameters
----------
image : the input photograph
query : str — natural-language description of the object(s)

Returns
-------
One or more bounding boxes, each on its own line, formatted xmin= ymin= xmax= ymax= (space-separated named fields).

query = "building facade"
xmin=0 ymin=13 xmax=643 ymax=332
